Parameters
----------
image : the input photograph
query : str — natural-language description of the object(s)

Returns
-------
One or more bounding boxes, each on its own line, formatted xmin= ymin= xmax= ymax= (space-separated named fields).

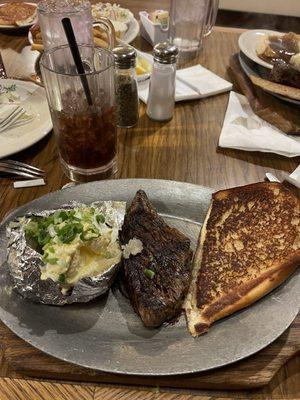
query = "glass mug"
xmin=40 ymin=45 xmax=117 ymax=182
xmin=204 ymin=0 xmax=219 ymax=37
xmin=169 ymin=0 xmax=219 ymax=52
xmin=37 ymin=0 xmax=115 ymax=51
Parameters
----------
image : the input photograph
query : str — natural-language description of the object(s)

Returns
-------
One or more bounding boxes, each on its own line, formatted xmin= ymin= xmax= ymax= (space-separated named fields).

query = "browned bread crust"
xmin=184 ymin=182 xmax=300 ymax=336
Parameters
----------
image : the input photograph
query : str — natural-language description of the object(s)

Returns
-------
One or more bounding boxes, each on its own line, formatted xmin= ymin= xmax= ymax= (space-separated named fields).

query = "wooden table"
xmin=0 ymin=3 xmax=299 ymax=399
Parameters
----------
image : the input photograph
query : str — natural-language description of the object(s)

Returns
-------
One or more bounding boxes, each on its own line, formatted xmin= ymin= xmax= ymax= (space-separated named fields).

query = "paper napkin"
xmin=219 ymin=92 xmax=300 ymax=158
xmin=138 ymin=62 xmax=232 ymax=103
xmin=285 ymin=165 xmax=300 ymax=188
xmin=176 ymin=65 xmax=233 ymax=97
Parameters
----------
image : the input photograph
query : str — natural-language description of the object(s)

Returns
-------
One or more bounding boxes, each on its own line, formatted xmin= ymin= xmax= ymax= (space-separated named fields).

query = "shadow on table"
xmin=217 ymin=146 xmax=300 ymax=173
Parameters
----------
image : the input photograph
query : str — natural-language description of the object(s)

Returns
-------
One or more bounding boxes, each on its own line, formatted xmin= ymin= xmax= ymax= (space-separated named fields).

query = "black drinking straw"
xmin=61 ymin=17 xmax=93 ymax=106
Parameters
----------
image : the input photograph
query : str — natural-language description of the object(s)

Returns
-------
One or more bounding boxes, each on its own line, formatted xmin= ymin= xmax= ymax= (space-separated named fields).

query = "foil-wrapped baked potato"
xmin=6 ymin=201 xmax=126 ymax=305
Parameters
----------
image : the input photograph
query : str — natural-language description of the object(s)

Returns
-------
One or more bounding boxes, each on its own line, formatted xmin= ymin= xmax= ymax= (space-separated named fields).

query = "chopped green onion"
xmin=58 ymin=273 xmax=66 ymax=283
xmin=37 ymin=229 xmax=51 ymax=246
xmin=57 ymin=223 xmax=82 ymax=243
xmin=96 ymin=214 xmax=105 ymax=224
xmin=144 ymin=269 xmax=155 ymax=279
xmin=59 ymin=211 xmax=69 ymax=221
xmin=80 ymin=229 xmax=98 ymax=241
xmin=46 ymin=258 xmax=59 ymax=265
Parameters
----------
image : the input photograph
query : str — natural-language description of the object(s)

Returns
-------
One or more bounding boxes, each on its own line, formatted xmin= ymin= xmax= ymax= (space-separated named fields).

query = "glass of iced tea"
xmin=40 ymin=44 xmax=117 ymax=182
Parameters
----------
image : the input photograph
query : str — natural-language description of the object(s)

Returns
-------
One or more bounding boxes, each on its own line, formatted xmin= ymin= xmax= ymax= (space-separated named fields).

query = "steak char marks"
xmin=120 ymin=190 xmax=193 ymax=327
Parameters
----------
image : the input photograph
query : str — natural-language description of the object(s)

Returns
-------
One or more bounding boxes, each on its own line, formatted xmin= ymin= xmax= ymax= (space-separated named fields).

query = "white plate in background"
xmin=0 ymin=79 xmax=52 ymax=159
xmin=238 ymin=29 xmax=288 ymax=70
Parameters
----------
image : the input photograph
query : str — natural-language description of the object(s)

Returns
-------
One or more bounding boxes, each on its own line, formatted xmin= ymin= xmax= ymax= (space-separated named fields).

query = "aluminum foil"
xmin=6 ymin=201 xmax=126 ymax=305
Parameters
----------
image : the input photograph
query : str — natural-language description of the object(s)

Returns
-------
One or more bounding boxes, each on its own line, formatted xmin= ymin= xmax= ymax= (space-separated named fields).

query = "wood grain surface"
xmin=0 ymin=1 xmax=299 ymax=399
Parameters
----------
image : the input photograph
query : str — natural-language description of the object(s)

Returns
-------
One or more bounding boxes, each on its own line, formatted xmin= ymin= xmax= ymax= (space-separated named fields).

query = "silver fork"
xmin=0 ymin=107 xmax=24 ymax=133
xmin=0 ymin=159 xmax=44 ymax=179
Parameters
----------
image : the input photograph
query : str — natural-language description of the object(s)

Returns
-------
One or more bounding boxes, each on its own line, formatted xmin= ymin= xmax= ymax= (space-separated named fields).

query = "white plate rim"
xmin=122 ymin=17 xmax=140 ymax=44
xmin=238 ymin=29 xmax=289 ymax=70
xmin=0 ymin=79 xmax=52 ymax=159
xmin=0 ymin=2 xmax=37 ymax=29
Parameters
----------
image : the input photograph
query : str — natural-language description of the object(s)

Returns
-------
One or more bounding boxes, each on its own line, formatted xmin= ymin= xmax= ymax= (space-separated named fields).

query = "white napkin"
xmin=219 ymin=92 xmax=300 ymax=158
xmin=138 ymin=63 xmax=232 ymax=103
xmin=176 ymin=65 xmax=233 ymax=97
xmin=285 ymin=165 xmax=300 ymax=188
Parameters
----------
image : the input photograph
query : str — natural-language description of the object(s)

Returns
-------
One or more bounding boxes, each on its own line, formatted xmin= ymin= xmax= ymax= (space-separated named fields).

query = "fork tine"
xmin=0 ymin=108 xmax=24 ymax=131
xmin=0 ymin=162 xmax=44 ymax=177
xmin=0 ymin=107 xmax=21 ymax=127
xmin=0 ymin=166 xmax=40 ymax=179
xmin=3 ymin=159 xmax=44 ymax=174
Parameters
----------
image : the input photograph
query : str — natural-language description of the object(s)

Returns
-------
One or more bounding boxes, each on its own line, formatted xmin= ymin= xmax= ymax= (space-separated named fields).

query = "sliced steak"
xmin=119 ymin=190 xmax=193 ymax=327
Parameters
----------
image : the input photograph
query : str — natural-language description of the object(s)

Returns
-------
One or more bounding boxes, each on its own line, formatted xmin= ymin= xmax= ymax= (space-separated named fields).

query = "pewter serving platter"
xmin=0 ymin=179 xmax=299 ymax=376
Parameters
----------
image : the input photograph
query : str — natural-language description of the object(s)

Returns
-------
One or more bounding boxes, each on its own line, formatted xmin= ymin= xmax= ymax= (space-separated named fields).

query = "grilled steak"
xmin=119 ymin=190 xmax=193 ymax=327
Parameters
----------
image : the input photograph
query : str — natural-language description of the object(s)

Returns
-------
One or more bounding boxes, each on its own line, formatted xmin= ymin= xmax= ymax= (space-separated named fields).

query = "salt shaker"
xmin=146 ymin=42 xmax=178 ymax=121
xmin=113 ymin=45 xmax=139 ymax=128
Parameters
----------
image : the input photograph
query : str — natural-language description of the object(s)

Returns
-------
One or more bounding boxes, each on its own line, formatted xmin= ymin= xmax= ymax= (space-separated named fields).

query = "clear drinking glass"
xmin=40 ymin=45 xmax=117 ymax=182
xmin=204 ymin=0 xmax=219 ymax=37
xmin=38 ymin=0 xmax=115 ymax=52
xmin=169 ymin=0 xmax=218 ymax=52
xmin=38 ymin=0 xmax=93 ymax=51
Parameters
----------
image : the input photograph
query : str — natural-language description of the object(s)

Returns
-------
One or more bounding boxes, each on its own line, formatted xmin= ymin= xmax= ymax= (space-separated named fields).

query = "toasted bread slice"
xmin=184 ymin=182 xmax=300 ymax=337
xmin=0 ymin=3 xmax=36 ymax=26
xmin=250 ymin=75 xmax=300 ymax=101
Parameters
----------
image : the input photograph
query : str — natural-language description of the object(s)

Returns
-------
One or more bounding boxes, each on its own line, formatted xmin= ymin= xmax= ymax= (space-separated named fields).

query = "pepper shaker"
xmin=113 ymin=45 xmax=139 ymax=128
xmin=146 ymin=42 xmax=178 ymax=121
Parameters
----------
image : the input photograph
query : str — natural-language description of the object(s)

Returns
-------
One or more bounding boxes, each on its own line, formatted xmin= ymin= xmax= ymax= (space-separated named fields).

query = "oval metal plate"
xmin=0 ymin=179 xmax=299 ymax=376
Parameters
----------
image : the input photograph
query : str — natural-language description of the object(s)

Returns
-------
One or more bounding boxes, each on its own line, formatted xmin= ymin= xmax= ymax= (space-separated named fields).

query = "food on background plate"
xmin=92 ymin=2 xmax=133 ymax=25
xmin=6 ymin=201 xmax=126 ymax=305
xmin=184 ymin=182 xmax=300 ymax=337
xmin=119 ymin=190 xmax=193 ymax=328
xmin=30 ymin=2 xmax=134 ymax=51
xmin=249 ymin=74 xmax=300 ymax=101
xmin=269 ymin=61 xmax=300 ymax=89
xmin=290 ymin=53 xmax=300 ymax=71
xmin=0 ymin=2 xmax=36 ymax=26
xmin=92 ymin=2 xmax=133 ymax=37
xmin=250 ymin=31 xmax=300 ymax=99
xmin=148 ymin=10 xmax=169 ymax=29
xmin=29 ymin=23 xmax=116 ymax=51
xmin=256 ymin=32 xmax=300 ymax=65
xmin=136 ymin=55 xmax=152 ymax=76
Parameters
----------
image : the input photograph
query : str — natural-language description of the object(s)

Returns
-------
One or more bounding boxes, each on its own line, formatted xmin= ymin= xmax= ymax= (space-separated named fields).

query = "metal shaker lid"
xmin=112 ymin=45 xmax=136 ymax=68
xmin=153 ymin=42 xmax=178 ymax=64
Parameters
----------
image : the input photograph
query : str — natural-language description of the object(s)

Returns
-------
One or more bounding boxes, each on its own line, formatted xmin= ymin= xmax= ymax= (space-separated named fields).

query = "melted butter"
xmin=40 ymin=231 xmax=121 ymax=286
xmin=66 ymin=241 xmax=121 ymax=285
xmin=40 ymin=242 xmax=80 ymax=281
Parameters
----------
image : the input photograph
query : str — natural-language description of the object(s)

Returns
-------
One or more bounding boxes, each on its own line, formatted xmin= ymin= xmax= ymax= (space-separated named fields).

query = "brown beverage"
xmin=50 ymin=91 xmax=116 ymax=171
xmin=40 ymin=45 xmax=117 ymax=181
